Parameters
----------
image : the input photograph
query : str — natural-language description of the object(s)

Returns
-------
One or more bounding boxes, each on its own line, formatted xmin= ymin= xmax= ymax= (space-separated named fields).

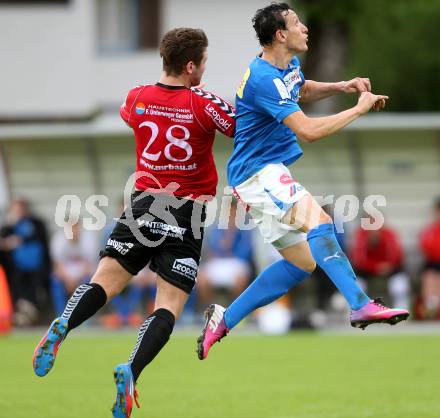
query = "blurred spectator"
xmin=0 ymin=199 xmax=51 ymax=326
xmin=50 ymin=221 xmax=98 ymax=316
xmin=100 ymin=266 xmax=156 ymax=329
xmin=350 ymin=222 xmax=410 ymax=310
xmin=417 ymin=198 xmax=440 ymax=319
xmin=197 ymin=200 xmax=254 ymax=307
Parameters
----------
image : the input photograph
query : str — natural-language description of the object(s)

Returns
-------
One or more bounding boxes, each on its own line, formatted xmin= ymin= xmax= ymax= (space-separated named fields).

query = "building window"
xmin=96 ymin=0 xmax=160 ymax=53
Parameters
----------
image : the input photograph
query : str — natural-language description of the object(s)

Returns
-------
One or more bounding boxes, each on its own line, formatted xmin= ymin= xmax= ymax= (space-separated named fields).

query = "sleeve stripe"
xmin=191 ymin=88 xmax=235 ymax=118
xmin=126 ymin=85 xmax=147 ymax=125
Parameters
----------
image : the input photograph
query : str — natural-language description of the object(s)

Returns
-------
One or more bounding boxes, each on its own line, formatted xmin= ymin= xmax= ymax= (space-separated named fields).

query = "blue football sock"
xmin=307 ymin=223 xmax=370 ymax=310
xmin=224 ymin=259 xmax=310 ymax=330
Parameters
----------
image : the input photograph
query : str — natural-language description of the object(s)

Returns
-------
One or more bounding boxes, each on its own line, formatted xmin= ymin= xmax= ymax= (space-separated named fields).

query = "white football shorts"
xmin=232 ymin=163 xmax=308 ymax=249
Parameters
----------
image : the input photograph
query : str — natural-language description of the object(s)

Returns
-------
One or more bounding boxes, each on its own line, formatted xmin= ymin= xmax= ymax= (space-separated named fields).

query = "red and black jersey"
xmin=120 ymin=83 xmax=235 ymax=199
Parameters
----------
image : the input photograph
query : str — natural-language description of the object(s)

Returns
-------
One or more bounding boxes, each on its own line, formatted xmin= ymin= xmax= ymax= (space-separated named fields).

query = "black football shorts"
xmin=100 ymin=191 xmax=206 ymax=294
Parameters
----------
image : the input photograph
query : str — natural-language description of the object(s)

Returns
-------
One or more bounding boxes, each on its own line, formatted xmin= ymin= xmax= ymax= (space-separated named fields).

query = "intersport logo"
xmin=205 ymin=104 xmax=232 ymax=130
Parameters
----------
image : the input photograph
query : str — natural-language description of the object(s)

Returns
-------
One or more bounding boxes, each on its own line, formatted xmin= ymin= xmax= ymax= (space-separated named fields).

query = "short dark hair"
xmin=252 ymin=2 xmax=291 ymax=46
xmin=160 ymin=28 xmax=208 ymax=76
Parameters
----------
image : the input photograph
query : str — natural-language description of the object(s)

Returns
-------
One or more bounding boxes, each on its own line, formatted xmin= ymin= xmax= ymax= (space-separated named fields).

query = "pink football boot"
xmin=197 ymin=304 xmax=229 ymax=360
xmin=351 ymin=298 xmax=409 ymax=330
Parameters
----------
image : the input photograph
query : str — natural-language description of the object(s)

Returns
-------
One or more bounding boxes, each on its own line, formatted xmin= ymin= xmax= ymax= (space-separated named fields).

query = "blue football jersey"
xmin=227 ymin=56 xmax=305 ymax=187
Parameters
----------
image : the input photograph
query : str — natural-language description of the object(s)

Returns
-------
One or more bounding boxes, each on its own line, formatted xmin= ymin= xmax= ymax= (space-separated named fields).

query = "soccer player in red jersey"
xmin=33 ymin=28 xmax=235 ymax=418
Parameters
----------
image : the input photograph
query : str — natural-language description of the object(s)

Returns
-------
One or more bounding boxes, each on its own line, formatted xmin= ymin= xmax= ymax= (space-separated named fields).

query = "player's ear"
xmin=276 ymin=29 xmax=287 ymax=43
xmin=185 ymin=61 xmax=194 ymax=74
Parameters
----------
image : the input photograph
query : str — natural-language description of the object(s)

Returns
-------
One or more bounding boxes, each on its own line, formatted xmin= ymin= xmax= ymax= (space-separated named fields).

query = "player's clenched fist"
xmin=342 ymin=77 xmax=371 ymax=94
xmin=356 ymin=91 xmax=389 ymax=114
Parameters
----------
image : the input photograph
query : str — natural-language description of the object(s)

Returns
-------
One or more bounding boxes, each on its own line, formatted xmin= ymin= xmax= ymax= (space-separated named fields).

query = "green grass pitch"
xmin=1 ymin=331 xmax=439 ymax=418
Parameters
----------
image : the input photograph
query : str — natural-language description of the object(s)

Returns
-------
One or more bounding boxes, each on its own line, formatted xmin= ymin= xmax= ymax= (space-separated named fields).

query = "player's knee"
xmin=91 ymin=257 xmax=133 ymax=300
xmin=301 ymin=260 xmax=317 ymax=273
xmin=292 ymin=258 xmax=316 ymax=273
xmin=319 ymin=211 xmax=333 ymax=225
xmin=90 ymin=272 xmax=123 ymax=301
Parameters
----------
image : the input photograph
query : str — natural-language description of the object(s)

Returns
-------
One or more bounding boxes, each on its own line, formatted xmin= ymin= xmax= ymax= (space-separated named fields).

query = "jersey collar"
xmin=156 ymin=82 xmax=188 ymax=90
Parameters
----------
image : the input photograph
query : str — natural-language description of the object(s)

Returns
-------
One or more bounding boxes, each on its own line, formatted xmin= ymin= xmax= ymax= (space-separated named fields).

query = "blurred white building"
xmin=0 ymin=0 xmax=267 ymax=118
xmin=0 ymin=0 xmax=268 ymax=228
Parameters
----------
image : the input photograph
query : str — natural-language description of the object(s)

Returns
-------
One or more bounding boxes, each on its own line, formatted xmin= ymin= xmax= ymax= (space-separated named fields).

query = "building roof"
xmin=0 ymin=112 xmax=439 ymax=140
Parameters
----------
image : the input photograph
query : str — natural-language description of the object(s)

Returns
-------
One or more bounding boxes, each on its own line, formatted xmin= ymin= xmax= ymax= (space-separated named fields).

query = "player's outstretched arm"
xmin=299 ymin=77 xmax=371 ymax=103
xmin=285 ymin=91 xmax=388 ymax=143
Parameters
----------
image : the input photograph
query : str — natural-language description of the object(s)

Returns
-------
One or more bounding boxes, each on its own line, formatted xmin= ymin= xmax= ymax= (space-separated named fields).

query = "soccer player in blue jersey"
xmin=197 ymin=2 xmax=409 ymax=359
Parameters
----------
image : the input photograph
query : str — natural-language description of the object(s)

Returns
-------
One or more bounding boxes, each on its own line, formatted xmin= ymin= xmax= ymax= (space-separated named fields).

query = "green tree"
xmin=296 ymin=0 xmax=440 ymax=111
xmin=346 ymin=0 xmax=440 ymax=111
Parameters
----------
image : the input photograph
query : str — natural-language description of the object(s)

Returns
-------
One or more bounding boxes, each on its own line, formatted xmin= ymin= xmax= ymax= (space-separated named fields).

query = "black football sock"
xmin=128 ymin=308 xmax=175 ymax=382
xmin=61 ymin=283 xmax=107 ymax=331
